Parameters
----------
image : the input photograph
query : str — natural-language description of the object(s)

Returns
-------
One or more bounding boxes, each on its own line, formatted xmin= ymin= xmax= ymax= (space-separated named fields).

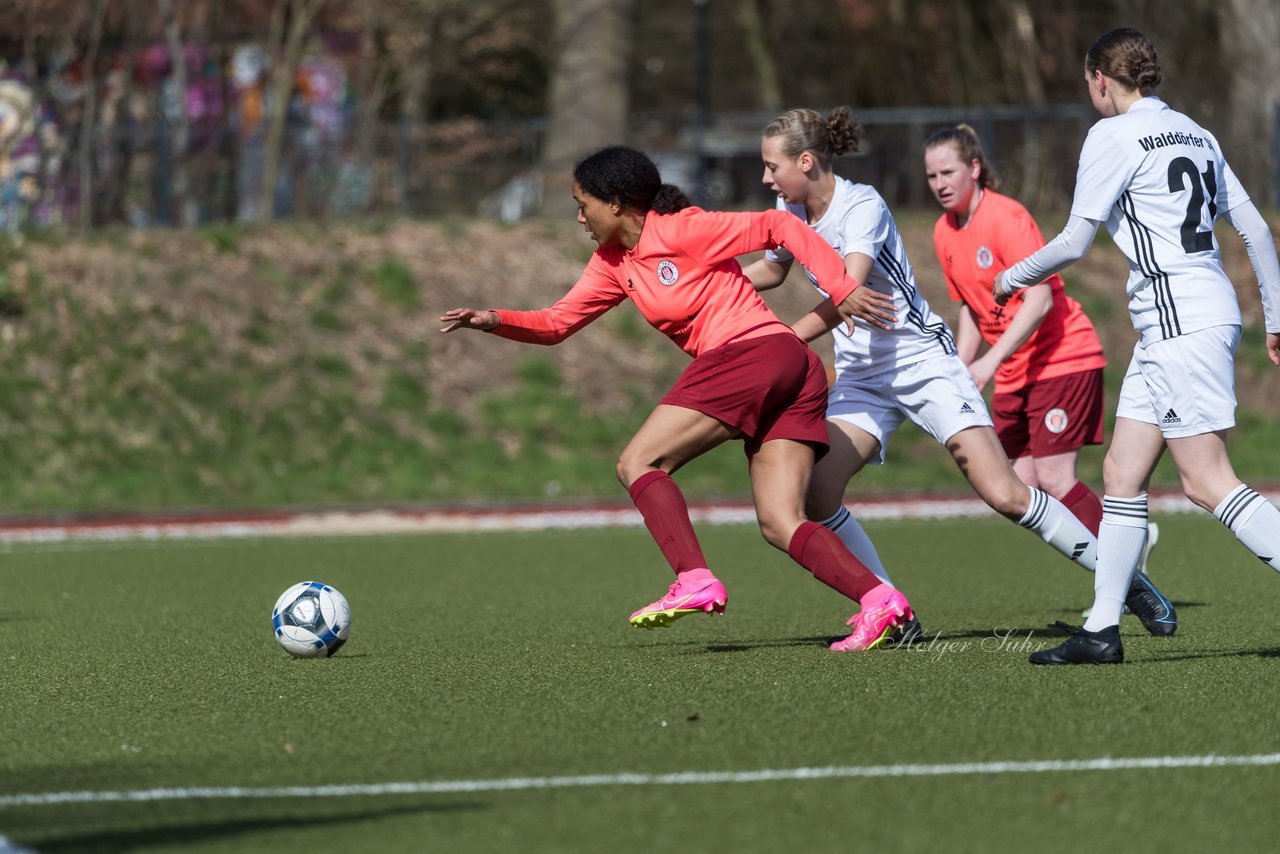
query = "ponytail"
xmin=651 ymin=184 xmax=692 ymax=214
xmin=923 ymin=124 xmax=1000 ymax=191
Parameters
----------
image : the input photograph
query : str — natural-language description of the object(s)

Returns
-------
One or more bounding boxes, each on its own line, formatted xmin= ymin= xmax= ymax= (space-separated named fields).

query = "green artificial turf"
xmin=1 ymin=514 xmax=1277 ymax=852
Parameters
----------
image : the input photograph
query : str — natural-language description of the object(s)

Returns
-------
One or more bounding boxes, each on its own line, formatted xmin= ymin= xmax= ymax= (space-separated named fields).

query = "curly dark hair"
xmin=573 ymin=146 xmax=691 ymax=214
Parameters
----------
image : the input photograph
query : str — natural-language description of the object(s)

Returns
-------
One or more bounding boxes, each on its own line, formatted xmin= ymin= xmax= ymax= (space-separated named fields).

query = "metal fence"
xmin=0 ymin=100 xmax=1116 ymax=233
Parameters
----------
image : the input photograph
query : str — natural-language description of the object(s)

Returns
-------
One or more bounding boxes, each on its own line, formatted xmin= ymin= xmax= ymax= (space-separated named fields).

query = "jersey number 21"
xmin=1168 ymin=156 xmax=1218 ymax=254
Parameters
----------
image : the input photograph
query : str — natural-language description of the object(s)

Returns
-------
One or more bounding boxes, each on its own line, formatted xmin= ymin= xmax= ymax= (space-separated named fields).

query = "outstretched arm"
xmin=440 ymin=308 xmax=498 ymax=333
xmin=994 ymin=215 xmax=1100 ymax=305
xmin=439 ymin=258 xmax=627 ymax=345
xmin=1223 ymin=200 xmax=1280 ymax=366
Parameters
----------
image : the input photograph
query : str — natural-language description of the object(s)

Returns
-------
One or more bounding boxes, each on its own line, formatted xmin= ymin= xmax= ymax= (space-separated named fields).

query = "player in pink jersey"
xmin=925 ymin=124 xmax=1173 ymax=635
xmin=441 ymin=146 xmax=912 ymax=652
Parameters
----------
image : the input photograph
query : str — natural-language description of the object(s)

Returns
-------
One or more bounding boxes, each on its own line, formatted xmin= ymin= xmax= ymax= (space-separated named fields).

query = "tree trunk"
xmin=540 ymin=0 xmax=632 ymax=215
xmin=736 ymin=0 xmax=780 ymax=113
xmin=396 ymin=24 xmax=433 ymax=215
xmin=354 ymin=0 xmax=392 ymax=215
xmin=212 ymin=0 xmax=238 ymax=222
xmin=77 ymin=0 xmax=108 ymax=231
xmin=260 ymin=0 xmax=326 ymax=223
xmin=21 ymin=1 xmax=51 ymax=225
xmin=105 ymin=3 xmax=138 ymax=225
xmin=159 ymin=0 xmax=195 ymax=227
xmin=992 ymin=0 xmax=1046 ymax=105
xmin=1222 ymin=0 xmax=1280 ymax=203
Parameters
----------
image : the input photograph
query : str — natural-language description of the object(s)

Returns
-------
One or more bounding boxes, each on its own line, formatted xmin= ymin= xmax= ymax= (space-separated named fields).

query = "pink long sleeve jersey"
xmin=489 ymin=207 xmax=860 ymax=357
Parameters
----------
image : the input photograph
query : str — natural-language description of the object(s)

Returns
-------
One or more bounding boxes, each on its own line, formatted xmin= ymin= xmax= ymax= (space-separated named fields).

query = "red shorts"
xmin=661 ymin=332 xmax=830 ymax=459
xmin=992 ymin=368 xmax=1104 ymax=459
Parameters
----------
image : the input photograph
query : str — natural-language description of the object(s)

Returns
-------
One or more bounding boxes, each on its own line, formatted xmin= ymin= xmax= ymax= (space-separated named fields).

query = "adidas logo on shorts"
xmin=1161 ymin=408 xmax=1181 ymax=425
xmin=960 ymin=402 xmax=975 ymax=414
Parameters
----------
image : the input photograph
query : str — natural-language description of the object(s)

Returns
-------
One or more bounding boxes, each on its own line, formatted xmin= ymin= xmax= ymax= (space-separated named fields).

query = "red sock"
xmin=787 ymin=521 xmax=881 ymax=603
xmin=1062 ymin=480 xmax=1103 ymax=536
xmin=628 ymin=470 xmax=708 ymax=577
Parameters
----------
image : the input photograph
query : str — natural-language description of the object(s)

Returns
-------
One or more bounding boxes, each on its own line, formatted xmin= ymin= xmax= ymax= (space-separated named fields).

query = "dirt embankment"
xmin=15 ymin=210 xmax=1280 ymax=421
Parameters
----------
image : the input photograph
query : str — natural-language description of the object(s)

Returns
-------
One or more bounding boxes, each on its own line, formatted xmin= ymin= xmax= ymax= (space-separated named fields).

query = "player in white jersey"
xmin=741 ymin=106 xmax=1176 ymax=647
xmin=997 ymin=28 xmax=1280 ymax=665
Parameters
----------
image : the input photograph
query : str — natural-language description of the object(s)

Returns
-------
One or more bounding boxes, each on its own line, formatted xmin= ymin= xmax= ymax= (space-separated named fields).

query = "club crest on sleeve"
xmin=656 ymin=260 xmax=679 ymax=286
xmin=975 ymin=246 xmax=994 ymax=269
xmin=1044 ymin=408 xmax=1069 ymax=434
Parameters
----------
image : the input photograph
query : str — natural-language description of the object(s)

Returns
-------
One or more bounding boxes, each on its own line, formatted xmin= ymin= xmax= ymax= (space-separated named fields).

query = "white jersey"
xmin=1071 ymin=97 xmax=1249 ymax=345
xmin=767 ymin=176 xmax=954 ymax=380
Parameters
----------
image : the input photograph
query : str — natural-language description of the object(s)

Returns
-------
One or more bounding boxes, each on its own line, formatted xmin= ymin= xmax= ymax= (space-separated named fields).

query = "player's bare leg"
xmin=803 ymin=419 xmax=894 ymax=586
xmin=753 ymin=437 xmax=910 ymax=652
xmin=746 ymin=436 xmax=813 ymax=552
xmin=1011 ymin=454 xmax=1041 ymax=489
xmin=947 ymin=425 xmax=1098 ymax=570
xmin=1030 ymin=450 xmax=1084 ymax=502
xmin=804 ymin=419 xmax=879 ymax=521
xmin=1169 ymin=429 xmax=1280 ymax=572
xmin=1164 ymin=429 xmax=1242 ymax=512
xmin=616 ymin=403 xmax=738 ymax=490
xmin=621 ymin=404 xmax=735 ymax=628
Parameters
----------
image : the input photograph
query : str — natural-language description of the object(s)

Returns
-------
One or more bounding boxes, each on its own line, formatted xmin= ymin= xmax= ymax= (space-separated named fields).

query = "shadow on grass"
xmin=923 ymin=627 xmax=1051 ymax=641
xmin=622 ymin=635 xmax=834 ymax=653
xmin=273 ymin=652 xmax=372 ymax=664
xmin=1146 ymin=646 xmax=1280 ymax=663
xmin=643 ymin=628 xmax=1069 ymax=653
xmin=1055 ymin=600 xmax=1210 ymax=615
xmin=30 ymin=799 xmax=486 ymax=854
xmin=697 ymin=637 xmax=834 ymax=653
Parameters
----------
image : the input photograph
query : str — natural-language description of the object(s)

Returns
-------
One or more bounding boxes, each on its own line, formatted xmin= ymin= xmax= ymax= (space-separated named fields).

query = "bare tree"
xmin=211 ymin=0 xmax=238 ymax=221
xmin=259 ymin=0 xmax=327 ymax=223
xmin=540 ymin=0 xmax=632 ymax=215
xmin=385 ymin=0 xmax=446 ymax=213
xmin=158 ymin=0 xmax=196 ymax=226
xmin=353 ymin=0 xmax=392 ymax=205
xmin=737 ymin=0 xmax=780 ymax=113
xmin=18 ymin=0 xmax=51 ymax=214
xmin=77 ymin=0 xmax=108 ymax=231
xmin=1221 ymin=0 xmax=1280 ymax=203
xmin=991 ymin=0 xmax=1046 ymax=105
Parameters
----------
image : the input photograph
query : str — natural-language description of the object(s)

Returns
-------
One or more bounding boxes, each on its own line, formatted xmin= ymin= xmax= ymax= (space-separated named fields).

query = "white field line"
xmin=1 ymin=752 xmax=1277 ymax=808
xmin=1 ymin=490 xmax=1274 ymax=546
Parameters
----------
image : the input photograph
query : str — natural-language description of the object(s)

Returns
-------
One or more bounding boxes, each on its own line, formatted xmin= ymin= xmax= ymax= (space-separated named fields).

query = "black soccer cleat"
xmin=887 ymin=614 xmax=924 ymax=646
xmin=1029 ymin=623 xmax=1123 ymax=665
xmin=1125 ymin=573 xmax=1177 ymax=637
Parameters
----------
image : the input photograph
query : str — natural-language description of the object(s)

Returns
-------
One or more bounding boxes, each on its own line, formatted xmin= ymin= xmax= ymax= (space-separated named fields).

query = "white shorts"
xmin=1115 ymin=324 xmax=1240 ymax=439
xmin=827 ymin=355 xmax=993 ymax=463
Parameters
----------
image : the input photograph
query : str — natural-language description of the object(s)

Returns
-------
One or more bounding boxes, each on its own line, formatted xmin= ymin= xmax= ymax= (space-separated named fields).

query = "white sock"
xmin=1083 ymin=494 xmax=1148 ymax=632
xmin=1214 ymin=485 xmax=1280 ymax=571
xmin=818 ymin=505 xmax=894 ymax=587
xmin=1017 ymin=486 xmax=1097 ymax=571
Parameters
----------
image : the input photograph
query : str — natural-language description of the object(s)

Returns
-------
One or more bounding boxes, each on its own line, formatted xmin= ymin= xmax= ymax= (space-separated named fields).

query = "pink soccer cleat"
xmin=629 ymin=574 xmax=728 ymax=629
xmin=830 ymin=583 xmax=913 ymax=652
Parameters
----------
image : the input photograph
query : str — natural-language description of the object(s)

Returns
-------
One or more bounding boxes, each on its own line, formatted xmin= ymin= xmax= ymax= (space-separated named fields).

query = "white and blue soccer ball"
xmin=272 ymin=581 xmax=351 ymax=658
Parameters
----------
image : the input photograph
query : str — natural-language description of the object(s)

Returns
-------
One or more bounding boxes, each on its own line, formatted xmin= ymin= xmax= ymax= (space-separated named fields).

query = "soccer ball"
xmin=272 ymin=581 xmax=351 ymax=658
